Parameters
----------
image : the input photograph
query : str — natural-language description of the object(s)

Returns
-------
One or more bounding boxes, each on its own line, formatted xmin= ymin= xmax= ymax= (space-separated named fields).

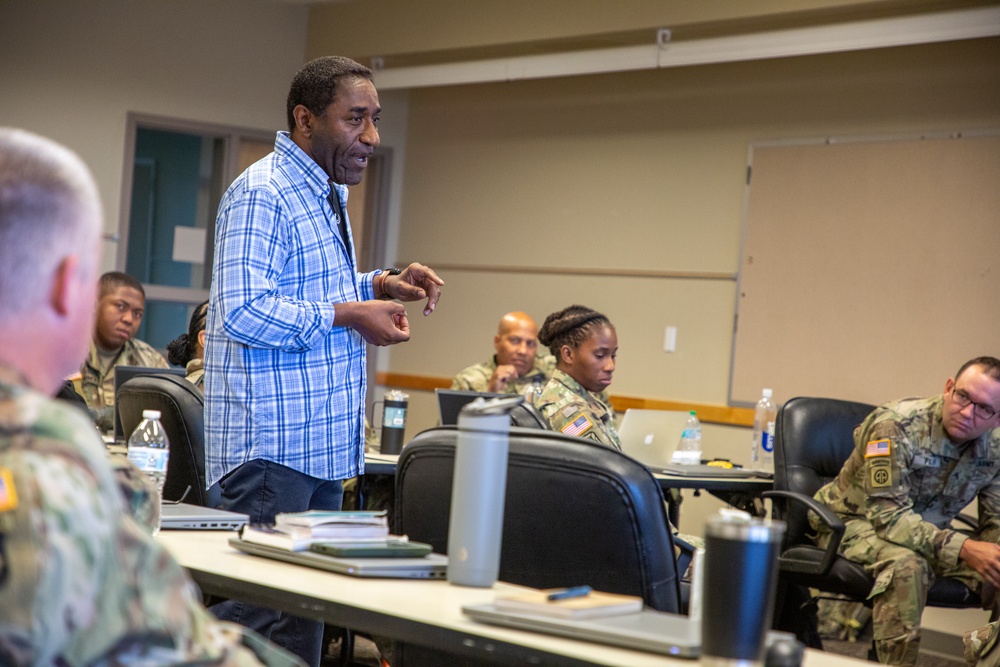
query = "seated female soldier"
xmin=533 ymin=304 xmax=620 ymax=450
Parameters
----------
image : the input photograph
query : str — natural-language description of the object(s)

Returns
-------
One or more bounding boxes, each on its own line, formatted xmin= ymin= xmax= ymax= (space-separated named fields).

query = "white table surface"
xmin=160 ymin=530 xmax=865 ymax=667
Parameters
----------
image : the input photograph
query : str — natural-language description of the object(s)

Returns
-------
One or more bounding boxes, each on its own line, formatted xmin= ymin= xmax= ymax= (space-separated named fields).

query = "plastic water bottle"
xmin=672 ymin=410 xmax=702 ymax=465
xmin=126 ymin=409 xmax=170 ymax=499
xmin=752 ymin=388 xmax=777 ymax=472
xmin=523 ymin=375 xmax=545 ymax=404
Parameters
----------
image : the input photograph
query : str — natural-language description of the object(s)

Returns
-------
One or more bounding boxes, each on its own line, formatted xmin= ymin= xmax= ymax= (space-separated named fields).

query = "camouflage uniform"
xmin=811 ymin=395 xmax=1000 ymax=666
xmin=0 ymin=364 xmax=302 ymax=667
xmin=79 ymin=338 xmax=168 ymax=433
xmin=533 ymin=369 xmax=621 ymax=450
xmin=965 ymin=620 xmax=1000 ymax=667
xmin=185 ymin=357 xmax=205 ymax=391
xmin=451 ymin=353 xmax=554 ymax=396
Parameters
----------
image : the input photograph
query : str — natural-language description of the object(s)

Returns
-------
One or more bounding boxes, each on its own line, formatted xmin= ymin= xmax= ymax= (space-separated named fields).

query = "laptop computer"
xmin=228 ymin=538 xmax=449 ymax=579
xmin=618 ymin=409 xmax=691 ymax=469
xmin=462 ymin=603 xmax=700 ymax=658
xmin=113 ymin=365 xmax=187 ymax=440
xmin=618 ymin=409 xmax=763 ymax=478
xmin=435 ymin=389 xmax=505 ymax=426
xmin=160 ymin=502 xmax=249 ymax=530
xmin=658 ymin=463 xmax=764 ymax=478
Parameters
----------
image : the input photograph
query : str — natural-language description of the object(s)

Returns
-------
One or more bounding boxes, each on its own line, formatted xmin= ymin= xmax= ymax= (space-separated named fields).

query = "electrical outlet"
xmin=664 ymin=326 xmax=677 ymax=352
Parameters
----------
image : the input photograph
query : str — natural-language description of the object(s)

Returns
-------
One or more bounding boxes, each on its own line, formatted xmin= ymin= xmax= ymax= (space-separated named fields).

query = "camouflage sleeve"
xmin=976 ymin=476 xmax=1000 ymax=544
xmin=0 ymin=408 xmax=303 ymax=666
xmin=860 ymin=418 xmax=965 ymax=566
xmin=450 ymin=364 xmax=490 ymax=392
xmin=134 ymin=339 xmax=170 ymax=369
xmin=965 ymin=621 xmax=1000 ymax=667
xmin=536 ymin=391 xmax=609 ymax=447
xmin=108 ymin=452 xmax=160 ymax=533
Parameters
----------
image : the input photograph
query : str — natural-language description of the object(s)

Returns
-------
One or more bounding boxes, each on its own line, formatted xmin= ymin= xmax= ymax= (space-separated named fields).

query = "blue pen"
xmin=547 ymin=585 xmax=592 ymax=601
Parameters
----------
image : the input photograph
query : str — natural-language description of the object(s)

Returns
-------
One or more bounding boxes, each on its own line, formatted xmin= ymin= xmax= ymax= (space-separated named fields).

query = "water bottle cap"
xmin=762 ymin=388 xmax=773 ymax=398
xmin=142 ymin=409 xmax=161 ymax=420
xmin=689 ymin=410 xmax=696 ymax=416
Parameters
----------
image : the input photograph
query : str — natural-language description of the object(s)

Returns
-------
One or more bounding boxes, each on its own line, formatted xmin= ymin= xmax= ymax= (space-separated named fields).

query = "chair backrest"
xmin=117 ymin=374 xmax=209 ymax=506
xmin=507 ymin=400 xmax=551 ymax=430
xmin=395 ymin=426 xmax=681 ymax=613
xmin=773 ymin=396 xmax=875 ymax=546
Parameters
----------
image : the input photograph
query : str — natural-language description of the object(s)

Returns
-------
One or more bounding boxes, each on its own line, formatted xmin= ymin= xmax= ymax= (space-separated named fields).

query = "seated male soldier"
xmin=451 ymin=311 xmax=554 ymax=396
xmin=813 ymin=356 xmax=1000 ymax=666
xmin=78 ymin=271 xmax=167 ymax=432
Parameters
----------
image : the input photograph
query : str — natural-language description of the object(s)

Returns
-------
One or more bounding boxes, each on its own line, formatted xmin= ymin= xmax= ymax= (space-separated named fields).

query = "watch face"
xmin=388 ymin=268 xmax=402 ymax=275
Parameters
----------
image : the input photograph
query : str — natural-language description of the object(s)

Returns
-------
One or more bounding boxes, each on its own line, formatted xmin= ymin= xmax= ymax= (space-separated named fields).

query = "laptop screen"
xmin=435 ymin=389 xmax=505 ymax=426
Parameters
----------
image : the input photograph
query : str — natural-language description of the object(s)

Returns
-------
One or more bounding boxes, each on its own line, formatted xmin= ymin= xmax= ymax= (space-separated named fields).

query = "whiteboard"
xmin=730 ymin=132 xmax=1000 ymax=407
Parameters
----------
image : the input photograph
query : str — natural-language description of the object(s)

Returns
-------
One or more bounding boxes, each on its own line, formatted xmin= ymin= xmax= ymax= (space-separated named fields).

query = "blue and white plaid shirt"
xmin=204 ymin=132 xmax=378 ymax=486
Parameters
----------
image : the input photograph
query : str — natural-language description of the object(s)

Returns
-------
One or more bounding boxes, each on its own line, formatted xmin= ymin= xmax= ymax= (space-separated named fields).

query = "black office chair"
xmin=507 ymin=400 xmax=550 ymax=429
xmin=396 ymin=426 xmax=681 ymax=610
xmin=391 ymin=426 xmax=681 ymax=666
xmin=117 ymin=374 xmax=211 ymax=506
xmin=764 ymin=396 xmax=980 ymax=647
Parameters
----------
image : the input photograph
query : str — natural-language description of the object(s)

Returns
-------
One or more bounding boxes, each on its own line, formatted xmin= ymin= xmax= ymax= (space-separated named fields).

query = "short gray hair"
xmin=0 ymin=128 xmax=101 ymax=315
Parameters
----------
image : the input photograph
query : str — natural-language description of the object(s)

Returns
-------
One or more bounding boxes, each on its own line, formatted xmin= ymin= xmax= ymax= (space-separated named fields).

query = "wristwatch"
xmin=378 ymin=268 xmax=401 ymax=299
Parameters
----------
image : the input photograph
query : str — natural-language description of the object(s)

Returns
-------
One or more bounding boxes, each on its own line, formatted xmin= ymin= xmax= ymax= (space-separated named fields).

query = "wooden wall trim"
xmin=375 ymin=372 xmax=754 ymax=427
xmin=412 ymin=262 xmax=737 ymax=281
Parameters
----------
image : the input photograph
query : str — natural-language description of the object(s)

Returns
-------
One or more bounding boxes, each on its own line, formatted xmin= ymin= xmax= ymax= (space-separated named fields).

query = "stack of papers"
xmin=239 ymin=510 xmax=391 ymax=551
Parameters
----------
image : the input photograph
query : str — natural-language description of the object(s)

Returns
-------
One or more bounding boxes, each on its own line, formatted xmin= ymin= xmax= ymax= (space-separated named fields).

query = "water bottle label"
xmin=384 ymin=406 xmax=406 ymax=428
xmin=762 ymin=421 xmax=776 ymax=453
xmin=127 ymin=448 xmax=168 ymax=473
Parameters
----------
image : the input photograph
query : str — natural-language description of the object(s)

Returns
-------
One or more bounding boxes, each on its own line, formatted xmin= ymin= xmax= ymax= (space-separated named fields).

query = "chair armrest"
xmin=952 ymin=512 xmax=979 ymax=535
xmin=762 ymin=489 xmax=846 ymax=577
xmin=673 ymin=534 xmax=698 ymax=581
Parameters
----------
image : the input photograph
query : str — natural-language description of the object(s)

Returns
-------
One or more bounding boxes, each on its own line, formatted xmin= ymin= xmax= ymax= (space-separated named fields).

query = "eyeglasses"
xmin=951 ymin=388 xmax=998 ymax=421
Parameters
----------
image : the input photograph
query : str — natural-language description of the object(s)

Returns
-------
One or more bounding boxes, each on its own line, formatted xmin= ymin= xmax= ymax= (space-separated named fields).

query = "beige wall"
xmin=366 ymin=36 xmax=1000 ymax=541
xmin=0 ymin=0 xmax=310 ymax=272
xmin=380 ymin=37 xmax=999 ymax=409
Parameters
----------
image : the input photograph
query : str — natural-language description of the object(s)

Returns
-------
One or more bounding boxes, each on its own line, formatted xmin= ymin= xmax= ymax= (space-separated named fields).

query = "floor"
xmin=823 ymin=634 xmax=965 ymax=667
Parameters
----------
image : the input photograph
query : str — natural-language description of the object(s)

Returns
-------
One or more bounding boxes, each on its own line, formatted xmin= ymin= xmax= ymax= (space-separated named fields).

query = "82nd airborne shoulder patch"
xmin=865 ymin=439 xmax=893 ymax=488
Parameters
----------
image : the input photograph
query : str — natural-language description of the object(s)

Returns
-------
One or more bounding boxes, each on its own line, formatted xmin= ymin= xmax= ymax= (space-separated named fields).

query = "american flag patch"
xmin=562 ymin=414 xmax=593 ymax=437
xmin=865 ymin=439 xmax=891 ymax=458
xmin=0 ymin=468 xmax=18 ymax=512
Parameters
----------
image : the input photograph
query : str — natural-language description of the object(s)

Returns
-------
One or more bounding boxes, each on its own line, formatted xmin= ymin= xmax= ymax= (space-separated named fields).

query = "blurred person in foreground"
xmin=0 ymin=127 xmax=301 ymax=667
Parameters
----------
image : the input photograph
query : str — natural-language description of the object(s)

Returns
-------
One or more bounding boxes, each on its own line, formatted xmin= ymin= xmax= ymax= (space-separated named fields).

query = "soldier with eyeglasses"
xmin=813 ymin=356 xmax=1000 ymax=666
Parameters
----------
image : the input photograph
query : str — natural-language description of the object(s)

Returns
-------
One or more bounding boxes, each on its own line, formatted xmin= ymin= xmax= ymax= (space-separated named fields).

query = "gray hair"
xmin=0 ymin=128 xmax=101 ymax=316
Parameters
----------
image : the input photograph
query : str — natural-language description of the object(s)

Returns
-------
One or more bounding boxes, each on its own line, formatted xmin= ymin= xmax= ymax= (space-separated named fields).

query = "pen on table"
xmin=547 ymin=585 xmax=592 ymax=601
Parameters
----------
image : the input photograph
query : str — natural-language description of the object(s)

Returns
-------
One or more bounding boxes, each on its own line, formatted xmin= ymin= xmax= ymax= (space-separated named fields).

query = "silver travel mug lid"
xmin=705 ymin=509 xmax=785 ymax=543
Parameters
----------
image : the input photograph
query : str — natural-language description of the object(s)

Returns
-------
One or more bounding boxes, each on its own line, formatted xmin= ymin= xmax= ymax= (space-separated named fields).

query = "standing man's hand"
xmin=960 ymin=539 xmax=1000 ymax=588
xmin=487 ymin=364 xmax=520 ymax=393
xmin=383 ymin=263 xmax=444 ymax=315
xmin=334 ymin=300 xmax=411 ymax=346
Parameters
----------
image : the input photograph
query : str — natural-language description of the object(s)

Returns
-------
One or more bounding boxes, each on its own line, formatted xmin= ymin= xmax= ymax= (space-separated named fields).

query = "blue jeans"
xmin=211 ymin=459 xmax=344 ymax=667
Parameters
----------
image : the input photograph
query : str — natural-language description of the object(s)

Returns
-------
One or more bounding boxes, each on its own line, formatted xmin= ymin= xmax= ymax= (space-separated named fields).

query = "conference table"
xmin=364 ymin=453 xmax=771 ymax=492
xmin=361 ymin=453 xmax=772 ymax=522
xmin=161 ymin=530 xmax=863 ymax=667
